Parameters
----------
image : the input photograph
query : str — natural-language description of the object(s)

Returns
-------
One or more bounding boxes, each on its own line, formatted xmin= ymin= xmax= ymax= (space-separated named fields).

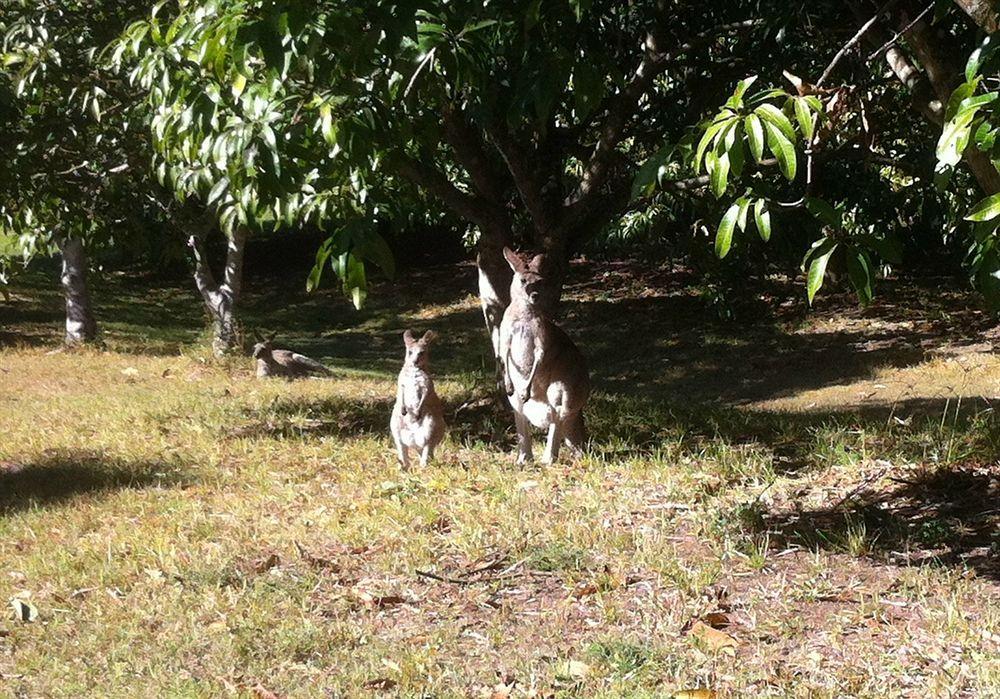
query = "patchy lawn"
xmin=1 ymin=261 xmax=999 ymax=697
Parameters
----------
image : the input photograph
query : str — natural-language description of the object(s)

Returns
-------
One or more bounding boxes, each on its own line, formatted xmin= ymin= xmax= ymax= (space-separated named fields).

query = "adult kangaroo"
xmin=499 ymin=248 xmax=590 ymax=464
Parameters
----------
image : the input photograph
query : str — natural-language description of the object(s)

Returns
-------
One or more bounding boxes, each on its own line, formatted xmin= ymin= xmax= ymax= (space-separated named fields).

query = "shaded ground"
xmin=1 ymin=260 xmax=999 ymax=697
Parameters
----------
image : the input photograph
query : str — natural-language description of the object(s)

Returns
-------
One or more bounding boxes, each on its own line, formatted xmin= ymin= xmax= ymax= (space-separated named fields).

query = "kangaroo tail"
xmin=290 ymin=353 xmax=333 ymax=375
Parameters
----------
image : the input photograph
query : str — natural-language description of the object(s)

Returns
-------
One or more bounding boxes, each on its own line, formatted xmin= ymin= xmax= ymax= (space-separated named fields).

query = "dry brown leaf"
xmin=674 ymin=690 xmax=717 ymax=699
xmin=571 ymin=582 xmax=599 ymax=598
xmin=250 ymin=682 xmax=282 ymax=699
xmin=362 ymin=678 xmax=397 ymax=691
xmin=701 ymin=611 xmax=730 ymax=629
xmin=687 ymin=620 xmax=737 ymax=653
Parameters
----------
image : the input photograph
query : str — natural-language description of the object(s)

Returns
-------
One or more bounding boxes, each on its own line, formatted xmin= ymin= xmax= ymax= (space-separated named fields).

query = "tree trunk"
xmin=59 ymin=237 xmax=97 ymax=346
xmin=866 ymin=9 xmax=1000 ymax=195
xmin=901 ymin=9 xmax=1000 ymax=194
xmin=190 ymin=226 xmax=248 ymax=356
xmin=952 ymin=0 xmax=998 ymax=32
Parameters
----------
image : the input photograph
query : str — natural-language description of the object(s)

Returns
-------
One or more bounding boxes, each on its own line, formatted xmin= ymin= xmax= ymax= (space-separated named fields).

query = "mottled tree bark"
xmin=190 ymin=226 xmax=247 ymax=356
xmin=58 ymin=237 xmax=98 ymax=345
xmin=952 ymin=0 xmax=999 ymax=32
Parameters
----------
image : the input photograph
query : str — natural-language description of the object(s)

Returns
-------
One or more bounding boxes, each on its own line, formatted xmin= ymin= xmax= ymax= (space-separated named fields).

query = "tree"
xmin=657 ymin=0 xmax=1000 ymax=308
xmin=0 ymin=0 xmax=185 ymax=345
xmin=115 ymin=0 xmax=784 ymax=358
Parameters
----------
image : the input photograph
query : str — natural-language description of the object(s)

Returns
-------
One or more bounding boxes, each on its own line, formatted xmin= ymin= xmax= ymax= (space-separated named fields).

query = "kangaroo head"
xmin=504 ymin=247 xmax=548 ymax=308
xmin=403 ymin=329 xmax=436 ymax=369
xmin=251 ymin=330 xmax=277 ymax=359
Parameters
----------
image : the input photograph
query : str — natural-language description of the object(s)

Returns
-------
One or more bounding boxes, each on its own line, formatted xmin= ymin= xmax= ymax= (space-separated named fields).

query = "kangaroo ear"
xmin=403 ymin=329 xmax=416 ymax=346
xmin=503 ymin=247 xmax=525 ymax=273
xmin=528 ymin=253 xmax=545 ymax=272
xmin=421 ymin=330 xmax=437 ymax=344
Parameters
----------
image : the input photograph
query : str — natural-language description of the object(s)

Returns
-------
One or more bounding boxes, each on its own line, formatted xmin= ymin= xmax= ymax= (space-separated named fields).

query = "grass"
xmin=1 ymin=260 xmax=1000 ymax=697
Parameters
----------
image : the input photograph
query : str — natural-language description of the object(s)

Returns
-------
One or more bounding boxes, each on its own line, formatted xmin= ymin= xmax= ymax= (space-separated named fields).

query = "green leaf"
xmin=307 ymin=238 xmax=335 ymax=292
xmin=725 ymin=75 xmax=758 ymax=109
xmin=695 ymin=116 xmax=734 ymax=172
xmin=754 ymin=103 xmax=796 ymax=144
xmin=966 ymin=35 xmax=996 ymax=82
xmin=945 ymin=78 xmax=979 ymax=122
xmin=764 ymin=121 xmax=797 ymax=181
xmin=631 ymin=144 xmax=674 ymax=200
xmin=708 ymin=150 xmax=730 ymax=199
xmin=735 ymin=197 xmax=751 ymax=232
xmin=744 ymin=114 xmax=764 ymax=162
xmin=728 ymin=122 xmax=745 ymax=178
xmin=207 ymin=176 xmax=230 ymax=206
xmin=806 ymin=239 xmax=837 ymax=305
xmin=975 ymin=120 xmax=997 ymax=151
xmin=805 ymin=197 xmax=841 ymax=227
xmin=753 ymin=199 xmax=771 ymax=241
xmin=353 ymin=232 xmax=396 ymax=279
xmin=260 ymin=123 xmax=278 ymax=152
xmin=715 ymin=203 xmax=741 ymax=258
xmin=232 ymin=73 xmax=247 ymax=100
xmin=846 ymin=247 xmax=873 ymax=305
xmin=794 ymin=97 xmax=814 ymax=141
xmin=966 ymin=192 xmax=1000 ymax=221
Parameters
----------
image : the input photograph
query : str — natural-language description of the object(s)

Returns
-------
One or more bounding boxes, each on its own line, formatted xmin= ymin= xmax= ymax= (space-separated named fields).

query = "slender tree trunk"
xmin=58 ymin=237 xmax=97 ymax=346
xmin=190 ymin=226 xmax=248 ymax=356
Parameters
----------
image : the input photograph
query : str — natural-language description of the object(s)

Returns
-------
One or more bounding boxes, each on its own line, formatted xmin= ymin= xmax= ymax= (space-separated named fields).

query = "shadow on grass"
xmin=760 ymin=462 xmax=1000 ymax=581
xmin=0 ymin=451 xmax=189 ymax=515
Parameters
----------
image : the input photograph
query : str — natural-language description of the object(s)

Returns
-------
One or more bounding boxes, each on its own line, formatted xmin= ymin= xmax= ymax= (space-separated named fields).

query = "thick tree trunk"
xmin=902 ymin=10 xmax=1000 ymax=194
xmin=866 ymin=10 xmax=1000 ymax=195
xmin=190 ymin=226 xmax=247 ymax=356
xmin=952 ymin=0 xmax=998 ymax=32
xmin=58 ymin=237 xmax=97 ymax=346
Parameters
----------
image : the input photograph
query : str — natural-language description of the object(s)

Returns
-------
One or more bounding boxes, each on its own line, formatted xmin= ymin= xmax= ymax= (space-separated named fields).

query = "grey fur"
xmin=390 ymin=330 xmax=446 ymax=467
xmin=498 ymin=248 xmax=590 ymax=464
xmin=252 ymin=332 xmax=333 ymax=379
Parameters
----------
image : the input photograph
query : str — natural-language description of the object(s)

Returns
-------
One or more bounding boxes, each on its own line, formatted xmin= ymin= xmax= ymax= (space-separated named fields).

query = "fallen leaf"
xmin=9 ymin=597 xmax=37 ymax=623
xmin=362 ymin=678 xmax=397 ymax=690
xmin=701 ymin=611 xmax=730 ymax=629
xmin=674 ymin=690 xmax=717 ymax=699
xmin=572 ymin=582 xmax=599 ymax=598
xmin=252 ymin=553 xmax=281 ymax=574
xmin=686 ymin=620 xmax=736 ymax=653
xmin=555 ymin=659 xmax=590 ymax=680
xmin=250 ymin=683 xmax=281 ymax=699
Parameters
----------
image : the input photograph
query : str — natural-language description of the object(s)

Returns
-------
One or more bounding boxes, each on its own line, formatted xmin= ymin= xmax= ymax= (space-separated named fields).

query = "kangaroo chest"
xmin=508 ymin=319 xmax=541 ymax=376
xmin=399 ymin=368 xmax=432 ymax=411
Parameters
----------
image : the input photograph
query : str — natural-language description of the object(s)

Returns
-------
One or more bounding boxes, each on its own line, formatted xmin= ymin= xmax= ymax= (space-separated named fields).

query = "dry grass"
xmin=1 ymin=262 xmax=1000 ymax=697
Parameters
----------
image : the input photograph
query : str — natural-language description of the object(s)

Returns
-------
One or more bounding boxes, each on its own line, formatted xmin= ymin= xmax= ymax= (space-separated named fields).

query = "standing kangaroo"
xmin=390 ymin=330 xmax=446 ymax=467
xmin=252 ymin=332 xmax=333 ymax=378
xmin=499 ymin=248 xmax=590 ymax=464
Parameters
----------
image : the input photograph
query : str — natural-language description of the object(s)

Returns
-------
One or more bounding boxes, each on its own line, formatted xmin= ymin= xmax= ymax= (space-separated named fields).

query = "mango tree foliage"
xmin=112 ymin=0 xmax=409 ymax=307
xmin=115 ymin=0 xmax=796 ymax=325
xmin=0 ymin=0 xmax=163 ymax=279
xmin=936 ymin=32 xmax=1000 ymax=308
xmin=638 ymin=1 xmax=995 ymax=307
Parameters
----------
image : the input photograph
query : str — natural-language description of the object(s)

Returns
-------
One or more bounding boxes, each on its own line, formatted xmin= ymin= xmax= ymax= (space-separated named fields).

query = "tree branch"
xmin=488 ymin=124 xmax=557 ymax=241
xmin=393 ymin=153 xmax=487 ymax=226
xmin=567 ymin=19 xmax=764 ymax=212
xmin=441 ymin=106 xmax=511 ymax=208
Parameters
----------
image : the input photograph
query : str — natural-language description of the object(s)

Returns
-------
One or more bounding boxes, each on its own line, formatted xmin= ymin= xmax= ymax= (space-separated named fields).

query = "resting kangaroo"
xmin=252 ymin=332 xmax=333 ymax=378
xmin=499 ymin=248 xmax=590 ymax=464
xmin=390 ymin=330 xmax=445 ymax=467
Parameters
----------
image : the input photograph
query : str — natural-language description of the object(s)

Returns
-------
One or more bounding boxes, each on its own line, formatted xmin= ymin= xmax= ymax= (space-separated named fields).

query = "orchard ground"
xmin=1 ymin=259 xmax=999 ymax=697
